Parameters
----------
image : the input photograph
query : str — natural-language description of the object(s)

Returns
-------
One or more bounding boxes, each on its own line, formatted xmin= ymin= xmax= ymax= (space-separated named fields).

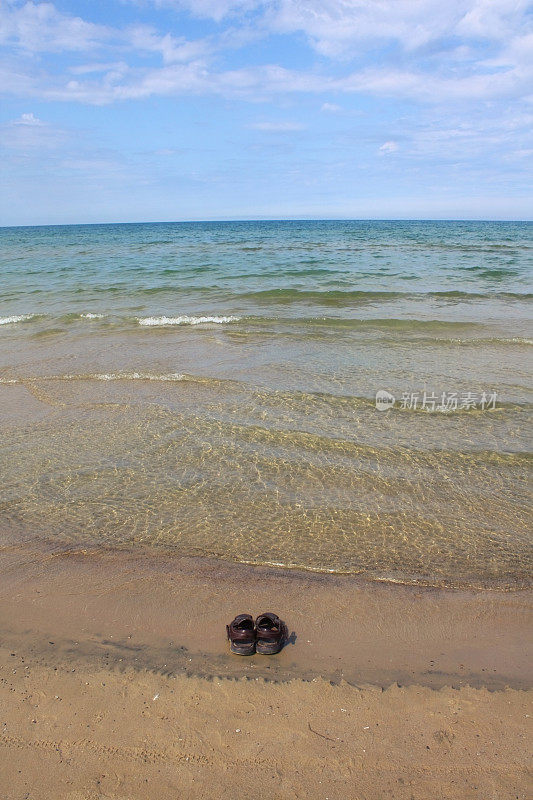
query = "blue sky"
xmin=1 ymin=0 xmax=532 ymax=224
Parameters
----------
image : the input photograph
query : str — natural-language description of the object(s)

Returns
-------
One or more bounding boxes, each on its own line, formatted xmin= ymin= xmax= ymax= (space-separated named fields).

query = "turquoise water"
xmin=0 ymin=221 xmax=532 ymax=586
xmin=1 ymin=220 xmax=532 ymax=322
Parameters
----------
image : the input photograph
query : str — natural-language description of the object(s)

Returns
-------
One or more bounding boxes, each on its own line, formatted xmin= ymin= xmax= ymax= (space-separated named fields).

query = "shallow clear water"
xmin=0 ymin=220 xmax=531 ymax=586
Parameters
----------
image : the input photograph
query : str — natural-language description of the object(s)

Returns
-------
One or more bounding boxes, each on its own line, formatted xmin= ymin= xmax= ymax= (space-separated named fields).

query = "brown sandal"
xmin=255 ymin=612 xmax=286 ymax=655
xmin=226 ymin=613 xmax=256 ymax=655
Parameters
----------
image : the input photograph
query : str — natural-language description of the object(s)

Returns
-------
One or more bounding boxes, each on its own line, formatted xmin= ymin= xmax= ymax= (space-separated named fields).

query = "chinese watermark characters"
xmin=375 ymin=389 xmax=497 ymax=412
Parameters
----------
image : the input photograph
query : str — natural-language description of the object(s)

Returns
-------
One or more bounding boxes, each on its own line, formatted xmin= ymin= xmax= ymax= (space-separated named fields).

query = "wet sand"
xmin=0 ymin=543 xmax=531 ymax=799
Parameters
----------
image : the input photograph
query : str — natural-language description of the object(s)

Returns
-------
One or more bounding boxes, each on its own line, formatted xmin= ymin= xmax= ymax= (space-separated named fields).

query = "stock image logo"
xmin=375 ymin=389 xmax=396 ymax=411
xmin=375 ymin=389 xmax=497 ymax=412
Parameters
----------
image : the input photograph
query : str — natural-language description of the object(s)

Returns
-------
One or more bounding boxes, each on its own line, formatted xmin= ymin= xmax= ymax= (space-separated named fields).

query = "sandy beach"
xmin=1 ymin=543 xmax=531 ymax=799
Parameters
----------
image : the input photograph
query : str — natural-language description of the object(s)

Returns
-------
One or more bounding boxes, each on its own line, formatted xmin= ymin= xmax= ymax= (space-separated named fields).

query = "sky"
xmin=0 ymin=0 xmax=532 ymax=225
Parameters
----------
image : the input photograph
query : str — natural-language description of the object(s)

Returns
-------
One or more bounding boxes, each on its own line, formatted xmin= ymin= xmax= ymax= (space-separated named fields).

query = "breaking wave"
xmin=0 ymin=314 xmax=35 ymax=325
xmin=136 ymin=315 xmax=241 ymax=326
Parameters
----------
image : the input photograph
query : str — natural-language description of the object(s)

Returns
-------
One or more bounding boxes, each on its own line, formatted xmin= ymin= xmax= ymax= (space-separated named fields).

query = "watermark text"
xmin=375 ymin=389 xmax=497 ymax=412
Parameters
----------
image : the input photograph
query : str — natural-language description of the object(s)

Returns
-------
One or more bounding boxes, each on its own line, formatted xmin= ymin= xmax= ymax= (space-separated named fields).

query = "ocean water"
xmin=0 ymin=220 xmax=531 ymax=587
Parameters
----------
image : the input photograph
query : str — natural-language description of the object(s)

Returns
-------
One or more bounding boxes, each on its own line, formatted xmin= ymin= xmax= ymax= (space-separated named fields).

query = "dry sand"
xmin=0 ymin=543 xmax=531 ymax=799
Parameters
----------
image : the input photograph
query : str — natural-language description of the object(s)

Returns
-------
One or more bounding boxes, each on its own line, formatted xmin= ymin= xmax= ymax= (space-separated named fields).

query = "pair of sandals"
xmin=226 ymin=612 xmax=286 ymax=655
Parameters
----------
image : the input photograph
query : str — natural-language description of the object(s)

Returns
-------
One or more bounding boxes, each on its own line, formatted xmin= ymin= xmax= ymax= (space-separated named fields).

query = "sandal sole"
xmin=229 ymin=642 xmax=256 ymax=655
xmin=256 ymin=641 xmax=283 ymax=655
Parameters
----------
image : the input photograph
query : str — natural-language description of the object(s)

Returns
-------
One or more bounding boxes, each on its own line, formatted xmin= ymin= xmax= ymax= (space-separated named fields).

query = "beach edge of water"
xmin=1 ymin=543 xmax=532 ymax=800
xmin=1 ymin=542 xmax=531 ymax=690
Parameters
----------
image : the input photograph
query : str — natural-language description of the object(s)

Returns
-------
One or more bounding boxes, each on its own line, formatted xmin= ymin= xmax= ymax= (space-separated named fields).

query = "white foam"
xmin=80 ymin=312 xmax=105 ymax=319
xmin=137 ymin=315 xmax=240 ymax=326
xmin=1 ymin=372 xmax=187 ymax=383
xmin=0 ymin=314 xmax=35 ymax=325
xmin=65 ymin=372 xmax=186 ymax=382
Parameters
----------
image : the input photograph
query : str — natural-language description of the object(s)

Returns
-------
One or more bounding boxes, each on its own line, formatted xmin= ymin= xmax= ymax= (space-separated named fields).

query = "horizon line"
xmin=1 ymin=216 xmax=532 ymax=229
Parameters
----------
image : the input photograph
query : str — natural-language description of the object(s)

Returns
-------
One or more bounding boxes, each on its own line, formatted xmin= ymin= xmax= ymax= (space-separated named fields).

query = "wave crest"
xmin=136 ymin=315 xmax=241 ymax=326
xmin=0 ymin=314 xmax=35 ymax=325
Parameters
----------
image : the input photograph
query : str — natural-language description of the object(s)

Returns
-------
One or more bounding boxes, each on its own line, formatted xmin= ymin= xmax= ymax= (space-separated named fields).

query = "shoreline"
xmin=1 ymin=541 xmax=531 ymax=690
xmin=1 ymin=541 xmax=531 ymax=799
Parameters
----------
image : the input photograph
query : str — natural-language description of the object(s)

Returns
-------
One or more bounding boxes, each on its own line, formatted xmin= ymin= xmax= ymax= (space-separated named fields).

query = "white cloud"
xmin=0 ymin=3 xmax=212 ymax=65
xmin=332 ymin=64 xmax=532 ymax=103
xmin=9 ymin=1 xmax=527 ymax=64
xmin=403 ymin=108 xmax=533 ymax=162
xmin=379 ymin=140 xmax=399 ymax=154
xmin=0 ymin=0 xmax=531 ymax=109
xmin=69 ymin=62 xmax=130 ymax=76
xmin=0 ymin=112 xmax=69 ymax=150
xmin=166 ymin=1 xmax=531 ymax=54
xmin=321 ymin=102 xmax=341 ymax=112
xmin=126 ymin=25 xmax=212 ymax=64
xmin=3 ymin=57 xmax=531 ymax=106
xmin=150 ymin=1 xmax=259 ymax=22
xmin=0 ymin=1 xmax=111 ymax=52
xmin=455 ymin=0 xmax=529 ymax=39
xmin=14 ymin=111 xmax=44 ymax=125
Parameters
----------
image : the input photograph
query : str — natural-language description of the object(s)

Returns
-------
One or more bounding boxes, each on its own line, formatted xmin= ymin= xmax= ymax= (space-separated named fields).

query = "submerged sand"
xmin=0 ymin=543 xmax=531 ymax=799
